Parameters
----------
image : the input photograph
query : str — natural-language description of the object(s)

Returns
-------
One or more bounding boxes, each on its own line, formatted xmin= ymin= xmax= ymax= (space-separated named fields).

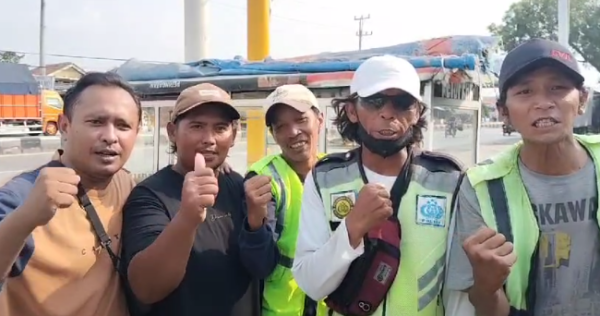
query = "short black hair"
xmin=331 ymin=93 xmax=427 ymax=146
xmin=63 ymin=72 xmax=141 ymax=122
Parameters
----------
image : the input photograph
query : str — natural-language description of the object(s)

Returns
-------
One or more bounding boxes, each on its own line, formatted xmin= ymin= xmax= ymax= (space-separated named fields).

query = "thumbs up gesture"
xmin=180 ymin=153 xmax=219 ymax=224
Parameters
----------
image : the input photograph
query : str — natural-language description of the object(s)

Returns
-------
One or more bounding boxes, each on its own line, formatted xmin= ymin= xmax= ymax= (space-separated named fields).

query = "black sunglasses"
xmin=358 ymin=93 xmax=417 ymax=111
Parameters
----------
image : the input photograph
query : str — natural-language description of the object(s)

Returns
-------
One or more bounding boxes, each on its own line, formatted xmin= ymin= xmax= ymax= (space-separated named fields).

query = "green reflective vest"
xmin=465 ymin=134 xmax=600 ymax=312
xmin=247 ymin=154 xmax=328 ymax=316
xmin=312 ymin=149 xmax=463 ymax=316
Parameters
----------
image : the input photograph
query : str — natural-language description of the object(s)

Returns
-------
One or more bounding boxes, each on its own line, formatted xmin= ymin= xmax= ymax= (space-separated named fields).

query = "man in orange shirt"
xmin=0 ymin=72 xmax=141 ymax=316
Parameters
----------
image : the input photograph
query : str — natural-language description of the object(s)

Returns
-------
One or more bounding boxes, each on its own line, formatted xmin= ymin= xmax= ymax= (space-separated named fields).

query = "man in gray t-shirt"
xmin=446 ymin=156 xmax=600 ymax=316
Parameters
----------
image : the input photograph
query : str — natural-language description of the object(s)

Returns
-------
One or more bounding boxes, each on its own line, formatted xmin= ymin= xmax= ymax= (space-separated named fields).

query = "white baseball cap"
xmin=350 ymin=55 xmax=422 ymax=101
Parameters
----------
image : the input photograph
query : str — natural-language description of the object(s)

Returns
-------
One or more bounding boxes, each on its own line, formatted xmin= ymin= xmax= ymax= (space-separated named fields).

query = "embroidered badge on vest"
xmin=416 ymin=195 xmax=447 ymax=228
xmin=331 ymin=190 xmax=356 ymax=219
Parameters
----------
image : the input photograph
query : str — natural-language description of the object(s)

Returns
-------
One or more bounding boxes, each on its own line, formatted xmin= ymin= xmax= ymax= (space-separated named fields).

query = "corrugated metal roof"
xmin=0 ymin=62 xmax=40 ymax=95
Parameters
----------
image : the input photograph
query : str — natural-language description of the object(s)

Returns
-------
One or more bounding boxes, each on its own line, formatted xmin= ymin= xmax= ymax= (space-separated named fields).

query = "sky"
xmin=1 ymin=0 xmax=598 ymax=84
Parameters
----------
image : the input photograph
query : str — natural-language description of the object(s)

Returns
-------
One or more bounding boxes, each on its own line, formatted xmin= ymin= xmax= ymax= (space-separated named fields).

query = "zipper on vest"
xmin=382 ymin=295 xmax=387 ymax=316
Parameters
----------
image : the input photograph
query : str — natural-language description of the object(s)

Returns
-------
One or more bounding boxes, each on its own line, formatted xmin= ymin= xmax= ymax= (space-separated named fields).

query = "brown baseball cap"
xmin=264 ymin=84 xmax=319 ymax=126
xmin=171 ymin=83 xmax=240 ymax=122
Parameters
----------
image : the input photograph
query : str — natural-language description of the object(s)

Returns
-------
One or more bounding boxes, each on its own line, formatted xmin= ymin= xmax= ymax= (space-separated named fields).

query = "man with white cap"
xmin=239 ymin=84 xmax=328 ymax=316
xmin=292 ymin=55 xmax=463 ymax=316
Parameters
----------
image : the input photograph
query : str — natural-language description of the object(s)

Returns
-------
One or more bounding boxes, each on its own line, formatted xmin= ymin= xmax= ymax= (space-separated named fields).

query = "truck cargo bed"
xmin=0 ymin=63 xmax=42 ymax=120
xmin=0 ymin=94 xmax=41 ymax=119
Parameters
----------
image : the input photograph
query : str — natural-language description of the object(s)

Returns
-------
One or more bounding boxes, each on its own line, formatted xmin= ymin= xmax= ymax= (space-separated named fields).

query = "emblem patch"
xmin=416 ymin=195 xmax=447 ymax=227
xmin=373 ymin=262 xmax=392 ymax=284
xmin=331 ymin=191 xmax=356 ymax=219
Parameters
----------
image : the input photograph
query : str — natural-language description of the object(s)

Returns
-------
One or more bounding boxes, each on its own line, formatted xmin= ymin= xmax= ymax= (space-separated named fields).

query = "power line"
xmin=354 ymin=14 xmax=372 ymax=51
xmin=0 ymin=49 xmax=173 ymax=64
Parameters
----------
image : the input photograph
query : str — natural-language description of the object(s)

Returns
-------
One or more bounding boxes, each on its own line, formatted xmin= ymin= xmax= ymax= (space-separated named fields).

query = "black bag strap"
xmin=450 ymin=173 xmax=466 ymax=217
xmin=77 ymin=185 xmax=121 ymax=271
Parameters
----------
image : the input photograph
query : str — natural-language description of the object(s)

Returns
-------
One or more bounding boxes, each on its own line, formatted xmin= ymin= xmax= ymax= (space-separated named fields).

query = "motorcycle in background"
xmin=445 ymin=122 xmax=457 ymax=138
xmin=502 ymin=123 xmax=515 ymax=136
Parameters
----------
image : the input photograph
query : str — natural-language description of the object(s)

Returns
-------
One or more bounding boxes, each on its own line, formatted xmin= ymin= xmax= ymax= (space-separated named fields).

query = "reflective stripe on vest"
xmin=267 ymin=164 xmax=287 ymax=245
xmin=314 ymin=154 xmax=461 ymax=316
xmin=466 ymin=134 xmax=600 ymax=314
xmin=247 ymin=154 xmax=328 ymax=316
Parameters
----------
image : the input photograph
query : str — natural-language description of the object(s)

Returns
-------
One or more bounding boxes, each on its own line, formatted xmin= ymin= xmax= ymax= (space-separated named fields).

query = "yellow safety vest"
xmin=465 ymin=134 xmax=600 ymax=313
xmin=247 ymin=154 xmax=328 ymax=316
xmin=312 ymin=149 xmax=463 ymax=316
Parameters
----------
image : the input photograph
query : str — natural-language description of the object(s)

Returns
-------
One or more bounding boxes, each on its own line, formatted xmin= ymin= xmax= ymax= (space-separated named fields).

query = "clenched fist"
xmin=463 ymin=227 xmax=517 ymax=294
xmin=180 ymin=153 xmax=219 ymax=224
xmin=346 ymin=183 xmax=393 ymax=244
xmin=21 ymin=167 xmax=80 ymax=227
xmin=244 ymin=175 xmax=272 ymax=229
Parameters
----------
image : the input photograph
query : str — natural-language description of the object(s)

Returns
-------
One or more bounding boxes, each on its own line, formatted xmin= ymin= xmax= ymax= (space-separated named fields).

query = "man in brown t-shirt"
xmin=0 ymin=72 xmax=141 ymax=316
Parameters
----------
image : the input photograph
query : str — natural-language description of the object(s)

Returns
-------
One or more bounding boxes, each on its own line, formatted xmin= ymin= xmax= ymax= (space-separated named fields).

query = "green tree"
xmin=0 ymin=51 xmax=24 ymax=63
xmin=488 ymin=0 xmax=600 ymax=71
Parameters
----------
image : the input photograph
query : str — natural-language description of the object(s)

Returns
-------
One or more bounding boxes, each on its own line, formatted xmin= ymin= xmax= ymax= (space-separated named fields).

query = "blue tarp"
xmin=116 ymin=35 xmax=501 ymax=82
xmin=0 ymin=63 xmax=40 ymax=95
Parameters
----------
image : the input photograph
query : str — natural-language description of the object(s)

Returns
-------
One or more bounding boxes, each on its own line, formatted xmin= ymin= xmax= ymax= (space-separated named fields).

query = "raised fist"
xmin=345 ymin=183 xmax=393 ymax=238
xmin=244 ymin=175 xmax=272 ymax=227
xmin=463 ymin=227 xmax=517 ymax=294
xmin=180 ymin=153 xmax=219 ymax=224
xmin=22 ymin=167 xmax=80 ymax=227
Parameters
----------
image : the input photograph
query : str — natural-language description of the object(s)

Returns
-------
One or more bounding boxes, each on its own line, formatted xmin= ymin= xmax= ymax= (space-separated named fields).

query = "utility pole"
xmin=557 ymin=0 xmax=570 ymax=46
xmin=39 ymin=0 xmax=46 ymax=76
xmin=354 ymin=14 xmax=372 ymax=51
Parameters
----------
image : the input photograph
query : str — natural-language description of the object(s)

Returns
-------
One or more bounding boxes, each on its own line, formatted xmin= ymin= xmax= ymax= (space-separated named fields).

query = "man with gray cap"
xmin=239 ymin=84 xmax=329 ymax=316
xmin=121 ymin=83 xmax=260 ymax=316
xmin=445 ymin=38 xmax=599 ymax=316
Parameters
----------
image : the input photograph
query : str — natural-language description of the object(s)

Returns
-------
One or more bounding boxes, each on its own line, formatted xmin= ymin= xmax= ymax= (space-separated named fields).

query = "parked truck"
xmin=0 ymin=62 xmax=63 ymax=136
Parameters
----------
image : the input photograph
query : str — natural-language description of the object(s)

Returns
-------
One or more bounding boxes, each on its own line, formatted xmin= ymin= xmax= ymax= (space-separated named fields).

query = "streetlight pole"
xmin=557 ymin=0 xmax=570 ymax=46
xmin=39 ymin=0 xmax=46 ymax=76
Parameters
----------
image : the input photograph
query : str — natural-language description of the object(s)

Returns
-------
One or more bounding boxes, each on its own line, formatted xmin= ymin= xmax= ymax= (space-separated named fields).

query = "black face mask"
xmin=356 ymin=123 xmax=413 ymax=158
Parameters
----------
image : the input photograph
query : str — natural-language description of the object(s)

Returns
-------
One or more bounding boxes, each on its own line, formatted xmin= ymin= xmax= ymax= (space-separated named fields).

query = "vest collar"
xmin=469 ymin=134 xmax=600 ymax=187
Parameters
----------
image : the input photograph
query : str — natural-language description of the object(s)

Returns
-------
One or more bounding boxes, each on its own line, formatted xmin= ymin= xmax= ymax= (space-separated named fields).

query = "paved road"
xmin=0 ymin=127 xmax=520 ymax=184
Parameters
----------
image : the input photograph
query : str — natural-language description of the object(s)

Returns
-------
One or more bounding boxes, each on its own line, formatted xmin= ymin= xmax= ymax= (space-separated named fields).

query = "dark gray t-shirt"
xmin=446 ymin=156 xmax=600 ymax=316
